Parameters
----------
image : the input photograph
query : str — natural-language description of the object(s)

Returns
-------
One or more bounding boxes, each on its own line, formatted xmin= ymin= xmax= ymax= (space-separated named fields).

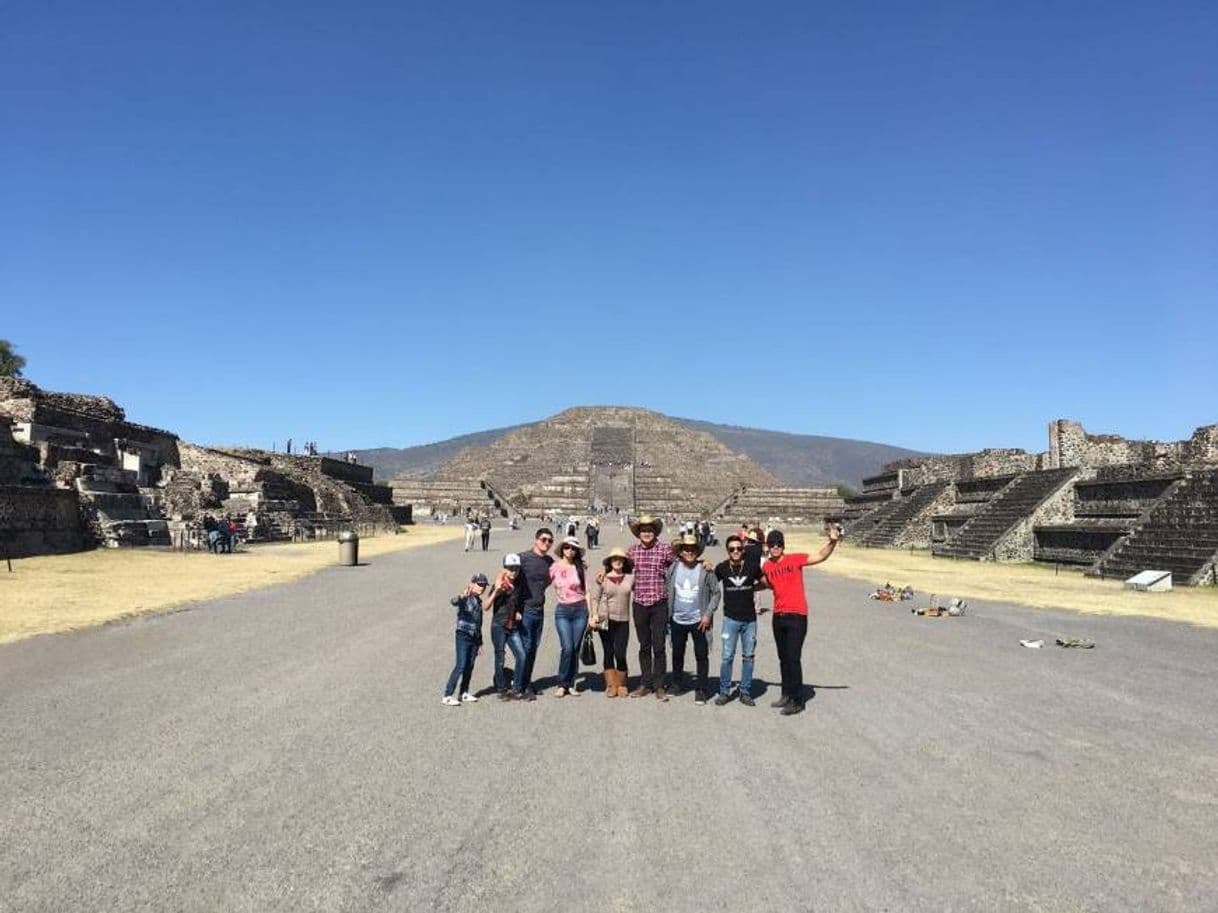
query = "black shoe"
xmin=517 ymin=690 xmax=536 ymax=702
xmin=739 ymin=693 xmax=756 ymax=707
xmin=714 ymin=693 xmax=732 ymax=706
xmin=694 ymin=691 xmax=709 ymax=706
xmin=498 ymin=690 xmax=515 ymax=701
xmin=668 ymin=677 xmax=686 ymax=696
xmin=771 ymin=695 xmax=792 ymax=709
xmin=780 ymin=701 xmax=805 ymax=716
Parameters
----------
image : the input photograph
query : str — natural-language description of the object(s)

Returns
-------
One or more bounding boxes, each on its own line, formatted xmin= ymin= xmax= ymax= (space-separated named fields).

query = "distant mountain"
xmin=348 ymin=413 xmax=929 ymax=489
xmin=336 ymin=424 xmax=529 ymax=480
xmin=675 ymin=418 xmax=928 ymax=489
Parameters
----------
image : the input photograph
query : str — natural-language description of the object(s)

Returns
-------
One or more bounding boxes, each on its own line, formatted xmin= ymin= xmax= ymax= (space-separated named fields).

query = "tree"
xmin=0 ymin=339 xmax=25 ymax=378
xmin=835 ymin=482 xmax=859 ymax=500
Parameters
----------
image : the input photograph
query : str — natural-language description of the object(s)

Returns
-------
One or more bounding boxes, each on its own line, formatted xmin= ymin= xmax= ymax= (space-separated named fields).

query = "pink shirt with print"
xmin=549 ymin=561 xmax=587 ymax=606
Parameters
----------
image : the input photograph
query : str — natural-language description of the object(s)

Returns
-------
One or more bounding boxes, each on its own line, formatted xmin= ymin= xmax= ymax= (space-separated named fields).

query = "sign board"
xmin=1124 ymin=570 xmax=1173 ymax=592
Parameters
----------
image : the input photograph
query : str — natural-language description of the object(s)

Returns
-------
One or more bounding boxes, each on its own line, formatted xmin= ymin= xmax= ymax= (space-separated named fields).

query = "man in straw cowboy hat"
xmin=624 ymin=515 xmax=678 ymax=700
xmin=665 ymin=533 xmax=720 ymax=704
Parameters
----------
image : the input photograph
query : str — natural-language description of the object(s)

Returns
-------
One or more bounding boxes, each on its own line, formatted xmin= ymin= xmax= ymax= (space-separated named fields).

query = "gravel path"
xmin=2 ymin=527 xmax=1215 ymax=912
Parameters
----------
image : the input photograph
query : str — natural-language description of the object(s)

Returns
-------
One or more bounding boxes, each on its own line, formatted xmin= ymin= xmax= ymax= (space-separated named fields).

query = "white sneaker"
xmin=460 ymin=692 xmax=478 ymax=703
xmin=442 ymin=695 xmax=460 ymax=706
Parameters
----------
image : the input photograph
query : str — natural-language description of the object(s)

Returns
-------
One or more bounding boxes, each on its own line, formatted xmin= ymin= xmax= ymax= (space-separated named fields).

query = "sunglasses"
xmin=538 ymin=536 xmax=553 ymax=543
xmin=727 ymin=545 xmax=744 ymax=552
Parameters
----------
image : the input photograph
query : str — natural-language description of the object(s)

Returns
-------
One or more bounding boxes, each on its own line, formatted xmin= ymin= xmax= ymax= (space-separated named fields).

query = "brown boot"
xmin=629 ymin=681 xmax=653 ymax=698
xmin=617 ymin=671 xmax=630 ymax=697
xmin=604 ymin=670 xmax=618 ymax=698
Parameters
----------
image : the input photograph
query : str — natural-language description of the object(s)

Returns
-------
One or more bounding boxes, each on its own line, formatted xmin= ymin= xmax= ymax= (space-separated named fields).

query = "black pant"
xmin=598 ymin=620 xmax=629 ymax=672
xmin=480 ymin=530 xmax=490 ymax=550
xmin=670 ymin=621 xmax=709 ymax=693
xmin=632 ymin=600 xmax=668 ymax=687
xmin=773 ymin=613 xmax=808 ymax=702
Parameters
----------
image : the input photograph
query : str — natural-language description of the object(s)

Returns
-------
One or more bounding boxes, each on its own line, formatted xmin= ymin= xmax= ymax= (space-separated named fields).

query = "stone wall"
xmin=887 ymin=450 xmax=1038 ymax=486
xmin=1047 ymin=420 xmax=1218 ymax=471
xmin=0 ymin=486 xmax=84 ymax=558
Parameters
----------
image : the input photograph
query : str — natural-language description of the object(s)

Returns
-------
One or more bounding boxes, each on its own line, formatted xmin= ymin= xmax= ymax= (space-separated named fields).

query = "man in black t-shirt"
xmin=512 ymin=528 xmax=556 ymax=699
xmin=714 ymin=535 xmax=766 ymax=706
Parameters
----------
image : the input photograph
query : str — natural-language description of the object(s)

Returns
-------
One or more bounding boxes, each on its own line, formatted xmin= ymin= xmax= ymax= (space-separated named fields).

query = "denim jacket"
xmin=450 ymin=594 xmax=484 ymax=644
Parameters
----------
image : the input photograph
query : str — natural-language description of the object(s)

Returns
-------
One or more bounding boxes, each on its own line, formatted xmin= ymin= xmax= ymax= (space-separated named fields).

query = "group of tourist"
xmin=442 ymin=515 xmax=841 ymax=716
xmin=463 ymin=515 xmax=494 ymax=552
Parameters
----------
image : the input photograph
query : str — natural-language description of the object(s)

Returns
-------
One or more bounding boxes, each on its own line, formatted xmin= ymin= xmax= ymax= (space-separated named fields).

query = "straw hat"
xmin=628 ymin=515 xmax=664 ymax=537
xmin=602 ymin=546 xmax=634 ymax=572
xmin=559 ymin=536 xmax=585 ymax=557
xmin=671 ymin=533 xmax=705 ymax=558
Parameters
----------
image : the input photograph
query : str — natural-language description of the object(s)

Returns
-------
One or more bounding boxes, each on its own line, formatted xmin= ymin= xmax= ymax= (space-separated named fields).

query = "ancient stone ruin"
xmin=389 ymin=406 xmax=847 ymax=524
xmin=844 ymin=420 xmax=1218 ymax=585
xmin=0 ymin=377 xmax=401 ymax=558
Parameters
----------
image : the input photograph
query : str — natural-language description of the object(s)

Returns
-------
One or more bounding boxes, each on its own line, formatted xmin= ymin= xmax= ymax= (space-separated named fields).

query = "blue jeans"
xmin=491 ymin=623 xmax=526 ymax=692
xmin=554 ymin=601 xmax=589 ymax=688
xmin=719 ymin=617 xmax=757 ymax=697
xmin=445 ymin=631 xmax=479 ymax=697
xmin=516 ymin=608 xmax=545 ymax=692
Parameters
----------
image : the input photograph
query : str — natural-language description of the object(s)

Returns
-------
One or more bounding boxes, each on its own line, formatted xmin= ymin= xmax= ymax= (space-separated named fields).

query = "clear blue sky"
xmin=3 ymin=1 xmax=1215 ymax=455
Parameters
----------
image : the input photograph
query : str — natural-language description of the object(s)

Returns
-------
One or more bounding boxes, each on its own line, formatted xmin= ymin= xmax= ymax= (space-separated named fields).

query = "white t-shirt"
xmin=672 ymin=564 xmax=702 ymax=625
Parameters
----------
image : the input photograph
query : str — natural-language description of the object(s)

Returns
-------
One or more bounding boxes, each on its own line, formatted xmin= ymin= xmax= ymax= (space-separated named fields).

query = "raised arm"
xmin=803 ymin=524 xmax=842 ymax=567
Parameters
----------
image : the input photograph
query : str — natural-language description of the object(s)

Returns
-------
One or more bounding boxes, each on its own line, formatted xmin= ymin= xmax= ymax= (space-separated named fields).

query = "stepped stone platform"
xmin=416 ymin=407 xmax=777 ymax=517
xmin=388 ymin=478 xmax=509 ymax=518
xmin=1088 ymin=470 xmax=1218 ymax=586
xmin=1031 ymin=472 xmax=1182 ymax=567
xmin=856 ymin=481 xmax=952 ymax=548
xmin=716 ymin=486 xmax=845 ymax=525
xmin=0 ymin=377 xmax=400 ymax=556
xmin=852 ymin=419 xmax=1218 ymax=585
xmin=933 ymin=469 xmax=1079 ymax=560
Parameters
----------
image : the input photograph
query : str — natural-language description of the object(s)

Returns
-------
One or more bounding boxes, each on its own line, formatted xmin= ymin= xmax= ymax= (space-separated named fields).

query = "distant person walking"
xmin=464 ymin=519 xmax=477 ymax=552
xmin=479 ymin=515 xmax=492 ymax=551
xmin=625 ymin=515 xmax=677 ymax=700
xmin=587 ymin=546 xmax=634 ymax=697
xmin=549 ymin=537 xmax=589 ymax=697
xmin=442 ymin=574 xmax=489 ymax=706
xmin=512 ymin=528 xmax=555 ymax=699
xmin=759 ymin=525 xmax=841 ymax=716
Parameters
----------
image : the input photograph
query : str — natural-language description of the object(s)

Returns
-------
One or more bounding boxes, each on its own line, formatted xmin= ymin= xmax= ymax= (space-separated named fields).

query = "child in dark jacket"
xmin=443 ymin=574 xmax=489 ymax=706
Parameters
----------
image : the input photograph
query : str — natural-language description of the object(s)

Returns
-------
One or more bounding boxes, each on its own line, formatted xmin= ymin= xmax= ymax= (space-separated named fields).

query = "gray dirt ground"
xmin=2 ymin=526 xmax=1216 ymax=912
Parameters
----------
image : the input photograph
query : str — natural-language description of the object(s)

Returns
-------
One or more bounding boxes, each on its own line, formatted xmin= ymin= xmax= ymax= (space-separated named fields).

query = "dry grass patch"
xmin=783 ymin=534 xmax=1218 ymax=628
xmin=0 ymin=526 xmax=465 ymax=644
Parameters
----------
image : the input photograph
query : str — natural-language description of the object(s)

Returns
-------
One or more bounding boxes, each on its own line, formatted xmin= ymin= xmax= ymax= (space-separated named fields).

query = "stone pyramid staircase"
xmin=933 ymin=469 xmax=1077 ymax=559
xmin=857 ymin=481 xmax=951 ymax=547
xmin=845 ymin=495 xmax=906 ymax=541
xmin=1089 ymin=470 xmax=1218 ymax=585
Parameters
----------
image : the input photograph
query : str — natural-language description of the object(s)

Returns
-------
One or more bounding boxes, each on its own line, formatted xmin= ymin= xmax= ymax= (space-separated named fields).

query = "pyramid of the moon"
xmin=387 ymin=406 xmax=837 ymax=518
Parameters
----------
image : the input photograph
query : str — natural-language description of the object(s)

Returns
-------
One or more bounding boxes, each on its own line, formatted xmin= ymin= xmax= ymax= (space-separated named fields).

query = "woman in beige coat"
xmin=586 ymin=547 xmax=634 ymax=697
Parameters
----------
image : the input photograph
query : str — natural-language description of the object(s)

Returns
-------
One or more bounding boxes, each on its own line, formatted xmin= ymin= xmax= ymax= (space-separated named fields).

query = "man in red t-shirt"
xmin=759 ymin=525 xmax=841 ymax=716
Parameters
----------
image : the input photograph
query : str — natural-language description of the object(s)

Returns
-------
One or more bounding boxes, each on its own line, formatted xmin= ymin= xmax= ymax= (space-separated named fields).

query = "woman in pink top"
xmin=549 ymin=537 xmax=589 ymax=697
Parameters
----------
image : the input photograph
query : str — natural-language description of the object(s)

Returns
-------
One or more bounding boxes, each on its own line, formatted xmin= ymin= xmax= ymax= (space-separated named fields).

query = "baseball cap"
xmin=765 ymin=530 xmax=785 ymax=548
xmin=503 ymin=553 xmax=521 ymax=567
xmin=471 ymin=573 xmax=489 ymax=587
